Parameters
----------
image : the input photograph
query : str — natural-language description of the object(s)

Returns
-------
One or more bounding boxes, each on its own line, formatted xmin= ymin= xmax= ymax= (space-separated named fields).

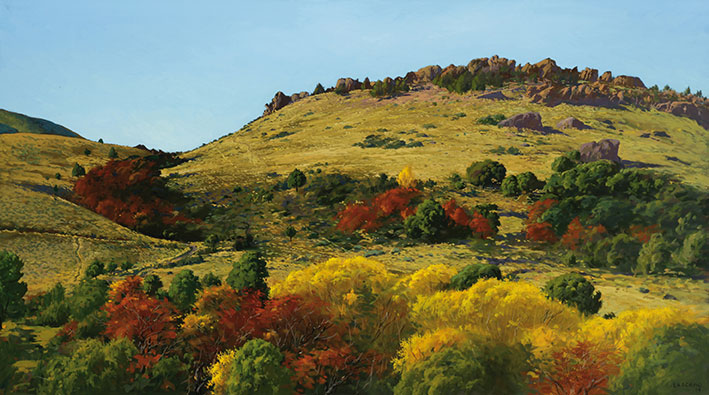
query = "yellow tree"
xmin=397 ymin=165 xmax=417 ymax=188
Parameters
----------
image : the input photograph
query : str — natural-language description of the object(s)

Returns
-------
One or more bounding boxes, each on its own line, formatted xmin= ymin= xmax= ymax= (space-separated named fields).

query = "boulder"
xmin=613 ymin=75 xmax=646 ymax=89
xmin=580 ymin=67 xmax=598 ymax=82
xmin=599 ymin=71 xmax=613 ymax=82
xmin=263 ymin=91 xmax=292 ymax=115
xmin=476 ymin=91 xmax=511 ymax=100
xmin=655 ymin=101 xmax=709 ymax=129
xmin=526 ymin=82 xmax=619 ymax=108
xmin=556 ymin=117 xmax=590 ymax=129
xmin=497 ymin=112 xmax=544 ymax=131
xmin=579 ymin=139 xmax=621 ymax=164
xmin=335 ymin=78 xmax=362 ymax=92
xmin=414 ymin=65 xmax=443 ymax=82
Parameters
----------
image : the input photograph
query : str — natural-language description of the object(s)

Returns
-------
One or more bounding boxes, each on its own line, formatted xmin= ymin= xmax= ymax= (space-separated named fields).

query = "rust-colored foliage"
xmin=561 ymin=218 xmax=607 ymax=250
xmin=443 ymin=199 xmax=495 ymax=239
xmin=526 ymin=222 xmax=559 ymax=243
xmin=336 ymin=187 xmax=420 ymax=232
xmin=534 ymin=341 xmax=621 ymax=395
xmin=103 ymin=278 xmax=178 ymax=358
xmin=73 ymin=158 xmax=191 ymax=233
xmin=527 ymin=198 xmax=558 ymax=224
xmin=629 ymin=224 xmax=660 ymax=243
xmin=109 ymin=276 xmax=145 ymax=304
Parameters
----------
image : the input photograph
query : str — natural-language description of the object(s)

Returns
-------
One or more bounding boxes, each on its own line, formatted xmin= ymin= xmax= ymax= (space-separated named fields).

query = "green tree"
xmin=501 ymin=175 xmax=522 ymax=197
xmin=312 ymin=83 xmax=325 ymax=95
xmin=449 ymin=263 xmax=502 ymax=290
xmin=672 ymin=231 xmax=708 ymax=272
xmin=168 ymin=269 xmax=202 ymax=312
xmin=226 ymin=251 xmax=269 ymax=295
xmin=84 ymin=148 xmax=91 ymax=156
xmin=108 ymin=147 xmax=118 ymax=158
xmin=142 ymin=274 xmax=163 ymax=296
xmin=98 ymin=138 xmax=104 ymax=143
xmin=404 ymin=199 xmax=448 ymax=242
xmin=636 ymin=233 xmax=674 ymax=274
xmin=394 ymin=341 xmax=531 ymax=395
xmin=551 ymin=151 xmax=581 ymax=173
xmin=69 ymin=279 xmax=109 ymax=320
xmin=543 ymin=273 xmax=602 ymax=315
xmin=85 ymin=260 xmax=104 ymax=278
xmin=604 ymin=234 xmax=642 ymax=273
xmin=120 ymin=261 xmax=133 ymax=271
xmin=284 ymin=226 xmax=297 ymax=242
xmin=287 ymin=168 xmax=307 ymax=191
xmin=611 ymin=324 xmax=709 ymax=394
xmin=516 ymin=172 xmax=544 ymax=192
xmin=205 ymin=234 xmax=220 ymax=252
xmin=225 ymin=339 xmax=293 ymax=395
xmin=0 ymin=251 xmax=27 ymax=330
xmin=0 ymin=338 xmax=17 ymax=392
xmin=72 ymin=162 xmax=86 ymax=177
xmin=465 ymin=159 xmax=506 ymax=187
xmin=201 ymin=272 xmax=222 ymax=288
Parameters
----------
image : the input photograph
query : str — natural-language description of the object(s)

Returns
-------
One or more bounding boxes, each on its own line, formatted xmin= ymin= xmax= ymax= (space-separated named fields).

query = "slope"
xmin=0 ymin=109 xmax=83 ymax=138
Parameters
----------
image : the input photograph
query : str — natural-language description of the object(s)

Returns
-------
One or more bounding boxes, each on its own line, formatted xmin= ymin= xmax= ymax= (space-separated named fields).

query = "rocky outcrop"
xmin=526 ymin=82 xmax=621 ymax=107
xmin=477 ymin=91 xmax=511 ymax=100
xmin=579 ymin=139 xmax=621 ymax=164
xmin=655 ymin=101 xmax=709 ymax=129
xmin=557 ymin=117 xmax=590 ymax=129
xmin=467 ymin=55 xmax=516 ymax=76
xmin=498 ymin=112 xmax=544 ymax=131
xmin=599 ymin=71 xmax=613 ymax=82
xmin=613 ymin=75 xmax=646 ymax=89
xmin=580 ymin=67 xmax=598 ymax=82
xmin=264 ymin=91 xmax=292 ymax=115
xmin=414 ymin=65 xmax=442 ymax=82
xmin=336 ymin=78 xmax=362 ymax=92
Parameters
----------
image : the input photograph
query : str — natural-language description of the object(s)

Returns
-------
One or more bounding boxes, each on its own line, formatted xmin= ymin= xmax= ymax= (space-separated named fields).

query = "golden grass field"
xmin=1 ymin=84 xmax=707 ymax=317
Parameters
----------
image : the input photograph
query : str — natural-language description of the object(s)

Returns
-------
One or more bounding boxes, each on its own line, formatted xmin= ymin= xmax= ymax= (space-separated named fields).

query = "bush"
xmin=636 ymin=233 xmax=674 ymax=275
xmin=142 ymin=274 xmax=163 ymax=296
xmin=551 ymin=151 xmax=580 ymax=173
xmin=226 ymin=251 xmax=269 ymax=295
xmin=201 ymin=272 xmax=222 ymax=288
xmin=84 ymin=148 xmax=91 ymax=156
xmin=404 ymin=199 xmax=448 ymax=242
xmin=516 ymin=172 xmax=544 ymax=192
xmin=304 ymin=172 xmax=356 ymax=207
xmin=0 ymin=339 xmax=17 ymax=391
xmin=120 ymin=261 xmax=134 ymax=271
xmin=544 ymin=273 xmax=602 ymax=315
xmin=69 ymin=279 xmax=109 ymax=320
xmin=108 ymin=147 xmax=118 ymax=158
xmin=312 ymin=83 xmax=325 ymax=95
xmin=501 ymin=175 xmax=522 ymax=197
xmin=394 ymin=341 xmax=531 ymax=395
xmin=0 ymin=251 xmax=27 ymax=330
xmin=225 ymin=339 xmax=293 ymax=395
xmin=287 ymin=168 xmax=306 ymax=191
xmin=85 ymin=260 xmax=104 ymax=278
xmin=168 ymin=269 xmax=202 ymax=311
xmin=673 ymin=231 xmax=709 ymax=271
xmin=284 ymin=226 xmax=297 ymax=242
xmin=105 ymin=262 xmax=118 ymax=272
xmin=477 ymin=114 xmax=506 ymax=125
xmin=205 ymin=234 xmax=220 ymax=252
xmin=465 ymin=160 xmax=506 ymax=187
xmin=604 ymin=234 xmax=642 ymax=273
xmin=611 ymin=324 xmax=709 ymax=394
xmin=72 ymin=162 xmax=86 ymax=177
xmin=449 ymin=264 xmax=502 ymax=290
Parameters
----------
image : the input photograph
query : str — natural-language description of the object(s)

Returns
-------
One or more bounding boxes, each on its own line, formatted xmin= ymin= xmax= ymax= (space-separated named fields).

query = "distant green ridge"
xmin=0 ymin=109 xmax=83 ymax=138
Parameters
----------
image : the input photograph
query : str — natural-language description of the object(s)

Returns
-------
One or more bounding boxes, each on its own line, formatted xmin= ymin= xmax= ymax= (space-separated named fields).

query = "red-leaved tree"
xmin=336 ymin=187 xmax=420 ymax=232
xmin=561 ymin=218 xmax=607 ymax=250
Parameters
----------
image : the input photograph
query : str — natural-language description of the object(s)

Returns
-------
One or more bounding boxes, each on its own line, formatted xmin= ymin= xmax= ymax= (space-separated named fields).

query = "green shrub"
xmin=0 ymin=251 xmax=27 ymax=330
xmin=69 ymin=279 xmax=109 ymax=320
xmin=588 ymin=197 xmax=633 ymax=233
xmin=466 ymin=159 xmax=506 ymax=187
xmin=226 ymin=251 xmax=269 ymax=295
xmin=477 ymin=114 xmax=506 ymax=125
xmin=611 ymin=323 xmax=709 ymax=394
xmin=84 ymin=260 xmax=104 ymax=278
xmin=303 ymin=172 xmax=356 ymax=207
xmin=284 ymin=226 xmax=297 ymax=242
xmin=604 ymin=234 xmax=642 ymax=273
xmin=0 ymin=339 xmax=17 ymax=391
xmin=120 ymin=261 xmax=134 ymax=271
xmin=394 ymin=341 xmax=531 ymax=395
xmin=205 ymin=234 xmax=220 ymax=252
xmin=108 ymin=147 xmax=118 ymax=158
xmin=287 ymin=168 xmax=307 ymax=192
xmin=550 ymin=151 xmax=581 ymax=173
xmin=636 ymin=233 xmax=674 ymax=275
xmin=142 ymin=274 xmax=163 ymax=296
xmin=404 ymin=199 xmax=448 ymax=242
xmin=105 ymin=262 xmax=118 ymax=272
xmin=501 ymin=175 xmax=522 ymax=197
xmin=225 ymin=339 xmax=293 ymax=395
xmin=201 ymin=272 xmax=222 ymax=288
xmin=673 ymin=231 xmax=708 ymax=271
xmin=516 ymin=172 xmax=544 ymax=192
xmin=449 ymin=264 xmax=502 ymax=290
xmin=84 ymin=148 xmax=91 ymax=156
xmin=543 ymin=273 xmax=602 ymax=315
xmin=168 ymin=269 xmax=202 ymax=312
xmin=72 ymin=162 xmax=86 ymax=177
xmin=312 ymin=83 xmax=325 ymax=95
xmin=55 ymin=172 xmax=61 ymax=180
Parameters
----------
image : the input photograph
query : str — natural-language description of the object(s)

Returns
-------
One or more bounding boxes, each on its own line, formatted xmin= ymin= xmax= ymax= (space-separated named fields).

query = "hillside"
xmin=0 ymin=109 xmax=83 ymax=138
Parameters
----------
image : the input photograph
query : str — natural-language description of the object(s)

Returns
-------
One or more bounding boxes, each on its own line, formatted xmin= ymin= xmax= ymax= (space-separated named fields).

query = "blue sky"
xmin=0 ymin=0 xmax=707 ymax=151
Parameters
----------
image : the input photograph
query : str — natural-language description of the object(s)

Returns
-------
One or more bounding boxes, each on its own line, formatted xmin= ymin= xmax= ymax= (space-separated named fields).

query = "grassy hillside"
xmin=0 ymin=109 xmax=83 ymax=138
xmin=0 ymin=133 xmax=186 ymax=292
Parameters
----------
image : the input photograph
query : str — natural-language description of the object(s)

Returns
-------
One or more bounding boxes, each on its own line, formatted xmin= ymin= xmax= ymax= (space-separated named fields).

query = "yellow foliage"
xmin=392 ymin=327 xmax=467 ymax=372
xmin=579 ymin=307 xmax=699 ymax=354
xmin=396 ymin=165 xmax=416 ymax=188
xmin=410 ymin=279 xmax=583 ymax=345
xmin=397 ymin=264 xmax=457 ymax=301
xmin=207 ymin=349 xmax=237 ymax=395
xmin=181 ymin=313 xmax=216 ymax=336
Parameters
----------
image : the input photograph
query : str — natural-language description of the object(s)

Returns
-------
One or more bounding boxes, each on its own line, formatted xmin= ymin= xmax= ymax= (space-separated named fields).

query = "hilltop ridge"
xmin=0 ymin=108 xmax=83 ymax=138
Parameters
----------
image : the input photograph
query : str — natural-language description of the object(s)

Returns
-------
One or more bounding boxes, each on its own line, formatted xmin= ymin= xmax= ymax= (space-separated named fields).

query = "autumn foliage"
xmin=442 ymin=199 xmax=495 ymax=239
xmin=336 ymin=187 xmax=421 ymax=232
xmin=561 ymin=218 xmax=607 ymax=250
xmin=526 ymin=222 xmax=559 ymax=243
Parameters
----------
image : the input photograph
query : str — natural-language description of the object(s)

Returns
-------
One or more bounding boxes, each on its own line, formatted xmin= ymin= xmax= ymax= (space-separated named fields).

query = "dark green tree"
xmin=0 ymin=251 xmax=28 ymax=330
xmin=636 ymin=233 xmax=674 ymax=274
xmin=516 ymin=172 xmax=544 ymax=192
xmin=312 ymin=83 xmax=325 ymax=95
xmin=142 ymin=274 xmax=163 ymax=296
xmin=449 ymin=264 xmax=502 ymax=290
xmin=225 ymin=339 xmax=293 ymax=395
xmin=84 ymin=148 xmax=91 ymax=156
xmin=404 ymin=199 xmax=448 ymax=242
xmin=673 ymin=231 xmax=709 ymax=271
xmin=501 ymin=175 xmax=522 ymax=197
xmin=551 ymin=151 xmax=581 ymax=173
xmin=85 ymin=260 xmax=104 ymax=278
xmin=543 ymin=273 xmax=602 ymax=315
xmin=72 ymin=162 xmax=86 ymax=177
xmin=205 ymin=234 xmax=220 ymax=252
xmin=284 ymin=226 xmax=297 ymax=242
xmin=604 ymin=234 xmax=642 ymax=273
xmin=201 ymin=272 xmax=222 ymax=288
xmin=226 ymin=251 xmax=269 ymax=295
xmin=168 ymin=269 xmax=202 ymax=312
xmin=465 ymin=159 xmax=506 ymax=187
xmin=108 ymin=147 xmax=118 ymax=158
xmin=287 ymin=168 xmax=306 ymax=192
xmin=68 ymin=278 xmax=109 ymax=320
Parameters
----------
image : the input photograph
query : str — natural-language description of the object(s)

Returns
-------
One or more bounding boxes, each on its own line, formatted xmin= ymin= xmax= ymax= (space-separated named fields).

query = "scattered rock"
xmin=556 ymin=117 xmax=590 ymax=130
xmin=640 ymin=133 xmax=651 ymax=138
xmin=477 ymin=91 xmax=511 ymax=100
xmin=579 ymin=139 xmax=621 ymax=164
xmin=655 ymin=101 xmax=709 ymax=129
xmin=639 ymin=287 xmax=650 ymax=294
xmin=497 ymin=112 xmax=544 ymax=131
xmin=653 ymin=131 xmax=670 ymax=138
xmin=662 ymin=293 xmax=678 ymax=300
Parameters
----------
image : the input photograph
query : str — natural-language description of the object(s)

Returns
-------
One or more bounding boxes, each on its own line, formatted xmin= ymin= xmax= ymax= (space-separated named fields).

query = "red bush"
xmin=526 ymin=222 xmax=558 ymax=243
xmin=336 ymin=187 xmax=420 ymax=232
xmin=561 ymin=218 xmax=607 ymax=250
xmin=527 ymin=199 xmax=558 ymax=224
xmin=442 ymin=199 xmax=495 ymax=239
xmin=629 ymin=224 xmax=660 ymax=243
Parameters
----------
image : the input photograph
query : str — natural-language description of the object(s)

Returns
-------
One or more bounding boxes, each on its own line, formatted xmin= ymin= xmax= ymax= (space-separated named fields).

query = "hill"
xmin=0 ymin=109 xmax=83 ymax=138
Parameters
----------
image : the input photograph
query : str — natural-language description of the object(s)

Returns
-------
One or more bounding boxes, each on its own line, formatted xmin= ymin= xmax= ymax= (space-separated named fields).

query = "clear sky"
xmin=1 ymin=0 xmax=707 ymax=151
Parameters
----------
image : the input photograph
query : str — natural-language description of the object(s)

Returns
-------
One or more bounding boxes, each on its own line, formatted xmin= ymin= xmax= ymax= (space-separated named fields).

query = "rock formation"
xmin=579 ymin=139 xmax=621 ymax=164
xmin=556 ymin=117 xmax=590 ymax=129
xmin=498 ymin=112 xmax=544 ymax=131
